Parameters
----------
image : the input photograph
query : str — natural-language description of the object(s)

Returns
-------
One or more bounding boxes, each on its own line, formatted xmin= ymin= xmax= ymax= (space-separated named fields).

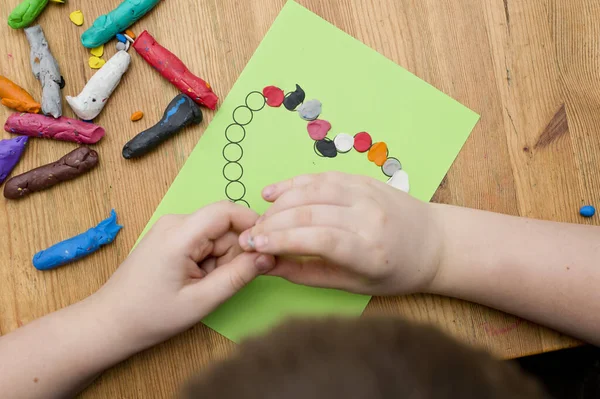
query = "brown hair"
xmin=183 ymin=318 xmax=548 ymax=399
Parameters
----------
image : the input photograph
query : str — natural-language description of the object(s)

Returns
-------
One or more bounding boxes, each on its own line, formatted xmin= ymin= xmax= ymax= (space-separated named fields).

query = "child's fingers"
xmin=243 ymin=226 xmax=369 ymax=267
xmin=261 ymin=183 xmax=354 ymax=220
xmin=185 ymin=252 xmax=275 ymax=310
xmin=177 ymin=202 xmax=258 ymax=261
xmin=251 ymin=205 xmax=356 ymax=237
xmin=266 ymin=257 xmax=363 ymax=292
xmin=262 ymin=172 xmax=374 ymax=202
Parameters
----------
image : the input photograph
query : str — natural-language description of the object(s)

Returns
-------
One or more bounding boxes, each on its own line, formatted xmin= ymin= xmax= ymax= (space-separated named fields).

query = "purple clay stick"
xmin=0 ymin=136 xmax=28 ymax=184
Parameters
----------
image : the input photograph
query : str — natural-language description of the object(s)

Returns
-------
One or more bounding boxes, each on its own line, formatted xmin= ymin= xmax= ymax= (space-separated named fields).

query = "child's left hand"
xmin=93 ymin=201 xmax=275 ymax=351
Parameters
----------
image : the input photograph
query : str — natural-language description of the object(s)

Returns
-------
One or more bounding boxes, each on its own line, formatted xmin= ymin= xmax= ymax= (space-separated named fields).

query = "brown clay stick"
xmin=4 ymin=147 xmax=98 ymax=199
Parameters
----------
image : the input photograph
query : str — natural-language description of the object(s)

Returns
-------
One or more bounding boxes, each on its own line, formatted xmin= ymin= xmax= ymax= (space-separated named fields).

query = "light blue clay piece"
xmin=33 ymin=209 xmax=123 ymax=270
xmin=81 ymin=0 xmax=161 ymax=48
xmin=297 ymin=99 xmax=322 ymax=121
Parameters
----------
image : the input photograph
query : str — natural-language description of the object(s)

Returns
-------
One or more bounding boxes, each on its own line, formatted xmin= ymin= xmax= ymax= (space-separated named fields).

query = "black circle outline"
xmin=222 ymin=142 xmax=244 ymax=163
xmin=225 ymin=181 xmax=247 ymax=202
xmin=234 ymin=199 xmax=250 ymax=208
xmin=245 ymin=91 xmax=266 ymax=112
xmin=225 ymin=123 xmax=246 ymax=144
xmin=232 ymin=105 xmax=254 ymax=126
xmin=223 ymin=161 xmax=244 ymax=182
xmin=381 ymin=157 xmax=402 ymax=177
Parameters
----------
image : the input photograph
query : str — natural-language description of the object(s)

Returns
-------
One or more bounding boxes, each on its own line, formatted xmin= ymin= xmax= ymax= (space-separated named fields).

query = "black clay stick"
xmin=122 ymin=93 xmax=202 ymax=159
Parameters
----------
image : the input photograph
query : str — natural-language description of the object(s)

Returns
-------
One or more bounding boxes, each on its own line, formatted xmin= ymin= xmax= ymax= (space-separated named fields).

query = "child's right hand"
xmin=239 ymin=172 xmax=444 ymax=296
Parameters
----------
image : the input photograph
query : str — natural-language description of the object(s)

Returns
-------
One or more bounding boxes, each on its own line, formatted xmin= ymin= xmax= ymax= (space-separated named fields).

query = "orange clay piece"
xmin=125 ymin=29 xmax=136 ymax=39
xmin=130 ymin=111 xmax=144 ymax=121
xmin=0 ymin=76 xmax=41 ymax=113
xmin=367 ymin=142 xmax=388 ymax=166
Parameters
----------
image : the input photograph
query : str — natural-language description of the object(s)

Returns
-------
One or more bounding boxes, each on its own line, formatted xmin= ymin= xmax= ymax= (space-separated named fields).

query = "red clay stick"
xmin=4 ymin=113 xmax=105 ymax=144
xmin=133 ymin=30 xmax=218 ymax=110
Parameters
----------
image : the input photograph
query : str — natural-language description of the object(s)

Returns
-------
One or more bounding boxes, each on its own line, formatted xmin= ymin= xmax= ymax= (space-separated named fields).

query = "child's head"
xmin=183 ymin=317 xmax=548 ymax=399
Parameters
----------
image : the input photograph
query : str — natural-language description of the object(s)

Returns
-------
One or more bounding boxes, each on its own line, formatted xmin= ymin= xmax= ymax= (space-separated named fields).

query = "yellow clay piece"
xmin=90 ymin=45 xmax=104 ymax=57
xmin=69 ymin=10 xmax=84 ymax=26
xmin=88 ymin=56 xmax=105 ymax=69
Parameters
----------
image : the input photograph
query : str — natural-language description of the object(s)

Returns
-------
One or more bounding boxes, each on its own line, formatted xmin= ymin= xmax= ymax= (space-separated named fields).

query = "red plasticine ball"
xmin=263 ymin=86 xmax=285 ymax=107
xmin=354 ymin=132 xmax=372 ymax=152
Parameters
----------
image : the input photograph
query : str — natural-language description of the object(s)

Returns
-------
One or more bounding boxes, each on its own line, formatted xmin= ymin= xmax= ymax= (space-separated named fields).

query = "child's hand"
xmin=95 ymin=201 xmax=275 ymax=351
xmin=239 ymin=172 xmax=443 ymax=296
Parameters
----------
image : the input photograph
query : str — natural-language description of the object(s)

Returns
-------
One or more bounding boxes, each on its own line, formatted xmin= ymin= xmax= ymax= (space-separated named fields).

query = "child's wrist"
xmin=424 ymin=203 xmax=451 ymax=295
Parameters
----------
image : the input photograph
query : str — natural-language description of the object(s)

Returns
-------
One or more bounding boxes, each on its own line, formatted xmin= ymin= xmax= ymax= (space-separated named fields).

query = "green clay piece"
xmin=81 ymin=0 xmax=161 ymax=48
xmin=8 ymin=0 xmax=49 ymax=29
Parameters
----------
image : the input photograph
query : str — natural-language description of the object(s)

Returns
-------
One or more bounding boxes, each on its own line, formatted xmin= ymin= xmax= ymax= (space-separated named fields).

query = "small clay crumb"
xmin=130 ymin=111 xmax=144 ymax=121
xmin=125 ymin=29 xmax=136 ymax=39
xmin=523 ymin=146 xmax=529 ymax=152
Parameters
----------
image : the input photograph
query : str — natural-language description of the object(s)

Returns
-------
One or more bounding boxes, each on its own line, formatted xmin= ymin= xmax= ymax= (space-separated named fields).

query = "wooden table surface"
xmin=1 ymin=0 xmax=598 ymax=396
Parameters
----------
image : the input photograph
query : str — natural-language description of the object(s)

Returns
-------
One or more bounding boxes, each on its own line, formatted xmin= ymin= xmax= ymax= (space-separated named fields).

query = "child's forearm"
xmin=0 ymin=294 xmax=136 ymax=399
xmin=429 ymin=203 xmax=600 ymax=344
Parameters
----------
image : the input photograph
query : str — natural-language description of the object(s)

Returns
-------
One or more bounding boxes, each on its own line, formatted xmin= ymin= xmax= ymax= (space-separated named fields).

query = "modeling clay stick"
xmin=133 ymin=31 xmax=218 ymax=110
xmin=5 ymin=113 xmax=105 ymax=144
xmin=81 ymin=0 xmax=161 ymax=48
xmin=25 ymin=25 xmax=63 ymax=118
xmin=66 ymin=51 xmax=131 ymax=120
xmin=33 ymin=209 xmax=122 ymax=270
xmin=122 ymin=93 xmax=202 ymax=159
xmin=0 ymin=76 xmax=41 ymax=113
xmin=8 ymin=0 xmax=48 ymax=29
xmin=4 ymin=147 xmax=98 ymax=199
xmin=0 ymin=136 xmax=28 ymax=185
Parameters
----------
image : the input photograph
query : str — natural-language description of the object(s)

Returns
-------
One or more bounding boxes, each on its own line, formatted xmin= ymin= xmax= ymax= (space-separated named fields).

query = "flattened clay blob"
xmin=283 ymin=84 xmax=305 ymax=111
xmin=367 ymin=142 xmax=388 ymax=166
xmin=387 ymin=169 xmax=410 ymax=193
xmin=333 ymin=133 xmax=354 ymax=153
xmin=315 ymin=138 xmax=337 ymax=158
xmin=382 ymin=157 xmax=402 ymax=177
xmin=262 ymin=86 xmax=284 ymax=107
xmin=297 ymin=99 xmax=321 ymax=121
xmin=353 ymin=132 xmax=372 ymax=152
xmin=307 ymin=119 xmax=331 ymax=140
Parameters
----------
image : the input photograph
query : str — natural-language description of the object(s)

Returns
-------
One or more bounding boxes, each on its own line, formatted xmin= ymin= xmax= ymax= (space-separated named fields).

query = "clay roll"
xmin=33 ymin=209 xmax=122 ymax=271
xmin=122 ymin=94 xmax=202 ymax=159
xmin=5 ymin=113 xmax=105 ymax=144
xmin=0 ymin=75 xmax=41 ymax=113
xmin=24 ymin=25 xmax=63 ymax=118
xmin=133 ymin=31 xmax=219 ymax=110
xmin=66 ymin=51 xmax=131 ymax=120
xmin=4 ymin=147 xmax=98 ymax=199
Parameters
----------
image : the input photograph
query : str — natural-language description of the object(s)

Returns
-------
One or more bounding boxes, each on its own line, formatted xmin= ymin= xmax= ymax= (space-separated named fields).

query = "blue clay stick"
xmin=81 ymin=0 xmax=162 ymax=48
xmin=33 ymin=209 xmax=123 ymax=270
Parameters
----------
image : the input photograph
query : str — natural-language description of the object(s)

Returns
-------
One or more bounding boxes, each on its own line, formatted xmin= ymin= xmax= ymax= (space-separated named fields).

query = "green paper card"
xmin=138 ymin=1 xmax=479 ymax=342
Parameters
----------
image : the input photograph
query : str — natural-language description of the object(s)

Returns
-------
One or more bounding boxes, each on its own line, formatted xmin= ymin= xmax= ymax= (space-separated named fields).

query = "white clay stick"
xmin=66 ymin=51 xmax=131 ymax=121
xmin=24 ymin=25 xmax=63 ymax=118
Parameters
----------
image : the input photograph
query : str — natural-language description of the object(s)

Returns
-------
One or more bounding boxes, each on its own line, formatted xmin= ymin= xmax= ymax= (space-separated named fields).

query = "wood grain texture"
xmin=0 ymin=0 xmax=597 ymax=397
